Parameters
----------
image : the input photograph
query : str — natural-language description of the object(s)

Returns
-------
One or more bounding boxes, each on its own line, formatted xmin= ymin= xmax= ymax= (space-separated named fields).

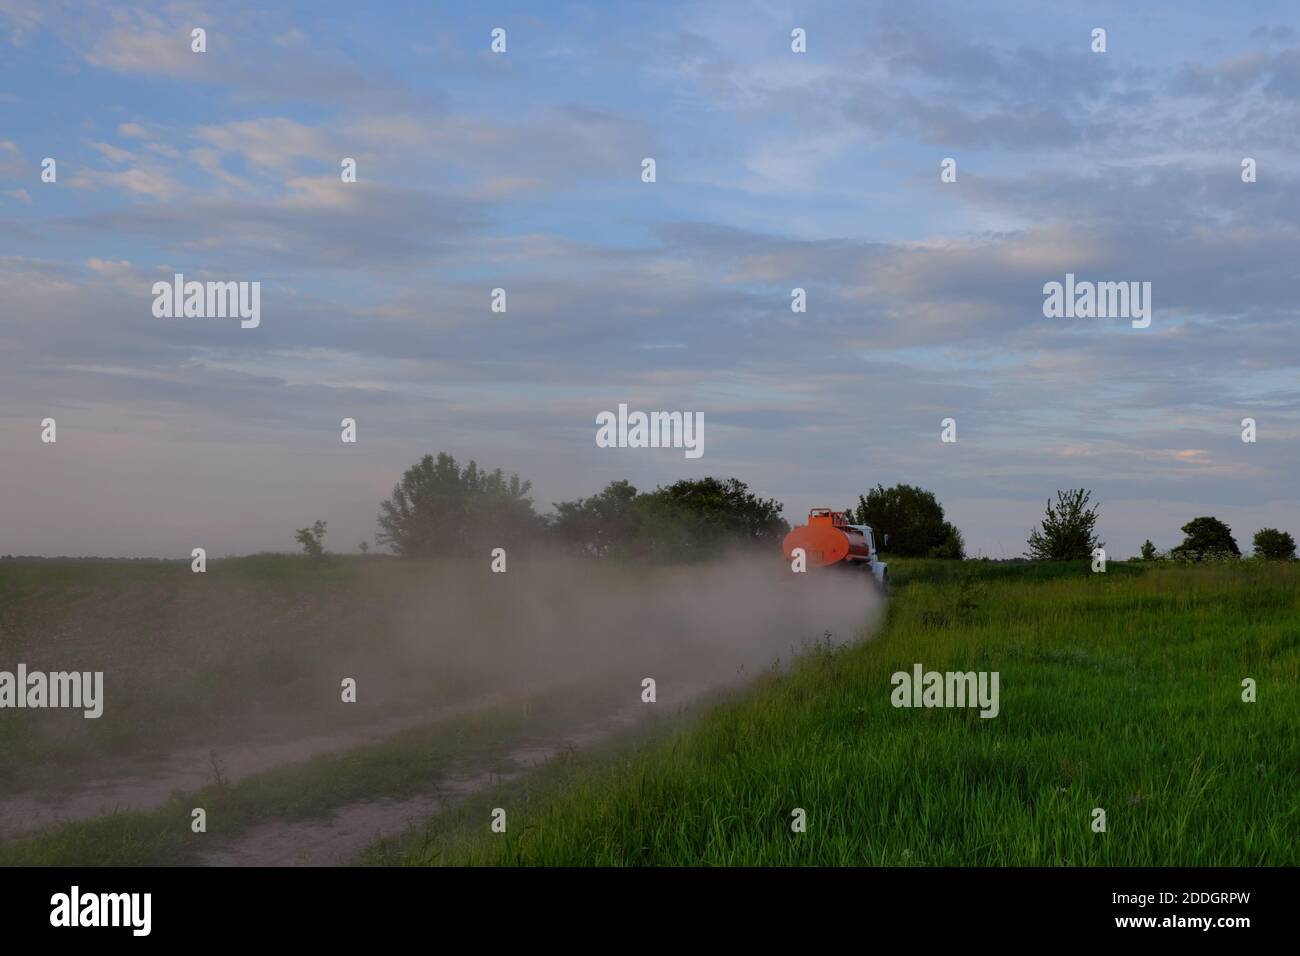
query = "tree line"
xmin=1025 ymin=488 xmax=1296 ymax=562
xmin=363 ymin=453 xmax=968 ymax=561
xmin=290 ymin=453 xmax=1295 ymax=564
xmin=371 ymin=452 xmax=788 ymax=561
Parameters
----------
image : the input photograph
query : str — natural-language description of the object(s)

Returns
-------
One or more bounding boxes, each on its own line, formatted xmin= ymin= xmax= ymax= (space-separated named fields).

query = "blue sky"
xmin=1 ymin=0 xmax=1297 ymax=558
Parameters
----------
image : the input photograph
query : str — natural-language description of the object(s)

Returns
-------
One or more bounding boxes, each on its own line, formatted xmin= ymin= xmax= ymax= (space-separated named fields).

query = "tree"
xmin=295 ymin=520 xmax=327 ymax=558
xmin=1025 ymin=488 xmax=1102 ymax=560
xmin=550 ymin=476 xmax=788 ymax=561
xmin=550 ymin=480 xmax=641 ymax=557
xmin=850 ymin=484 xmax=963 ymax=558
xmin=358 ymin=541 xmax=369 ymax=554
xmin=929 ymin=523 xmax=966 ymax=560
xmin=1140 ymin=539 xmax=1157 ymax=561
xmin=1252 ymin=528 xmax=1296 ymax=561
xmin=648 ymin=476 xmax=788 ymax=554
xmin=376 ymin=453 xmax=543 ymax=558
xmin=1171 ymin=516 xmax=1239 ymax=561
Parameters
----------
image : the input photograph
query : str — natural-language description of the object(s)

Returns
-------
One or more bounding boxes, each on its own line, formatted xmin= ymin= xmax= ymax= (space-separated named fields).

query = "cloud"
xmin=0 ymin=0 xmax=44 ymax=46
xmin=67 ymin=163 xmax=184 ymax=200
xmin=0 ymin=138 xmax=24 ymax=178
xmin=85 ymin=256 xmax=131 ymax=274
xmin=195 ymin=118 xmax=335 ymax=174
xmin=63 ymin=177 xmax=484 ymax=269
xmin=88 ymin=140 xmax=135 ymax=164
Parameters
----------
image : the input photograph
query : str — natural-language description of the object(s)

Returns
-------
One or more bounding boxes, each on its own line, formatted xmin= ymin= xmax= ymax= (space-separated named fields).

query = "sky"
xmin=1 ymin=0 xmax=1297 ymax=559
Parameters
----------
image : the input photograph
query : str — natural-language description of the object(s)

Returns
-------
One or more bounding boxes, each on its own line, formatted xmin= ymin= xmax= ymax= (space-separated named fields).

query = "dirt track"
xmin=195 ymin=702 xmax=647 ymax=866
xmin=0 ymin=695 xmax=507 ymax=841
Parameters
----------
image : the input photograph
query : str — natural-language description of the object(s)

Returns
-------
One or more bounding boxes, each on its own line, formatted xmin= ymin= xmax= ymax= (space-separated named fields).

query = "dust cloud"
xmin=0 ymin=552 xmax=882 ymax=837
xmin=380 ymin=550 xmax=883 ymax=703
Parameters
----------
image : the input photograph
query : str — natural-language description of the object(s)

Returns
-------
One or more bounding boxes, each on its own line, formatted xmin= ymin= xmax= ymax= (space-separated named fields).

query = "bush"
xmin=1253 ymin=528 xmax=1296 ymax=561
xmin=927 ymin=523 xmax=966 ymax=560
xmin=849 ymin=484 xmax=963 ymax=558
xmin=294 ymin=520 xmax=327 ymax=558
xmin=376 ymin=453 xmax=544 ymax=558
xmin=1171 ymin=516 xmax=1240 ymax=562
xmin=551 ymin=476 xmax=787 ymax=561
xmin=1025 ymin=489 xmax=1102 ymax=560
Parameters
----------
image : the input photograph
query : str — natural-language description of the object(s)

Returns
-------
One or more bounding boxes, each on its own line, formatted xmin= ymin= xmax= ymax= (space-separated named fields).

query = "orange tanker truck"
xmin=782 ymin=508 xmax=889 ymax=588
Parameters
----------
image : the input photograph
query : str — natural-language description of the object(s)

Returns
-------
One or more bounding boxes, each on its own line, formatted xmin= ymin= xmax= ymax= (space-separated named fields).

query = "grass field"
xmin=0 ymin=553 xmax=738 ymax=792
xmin=0 ymin=555 xmax=418 ymax=789
xmin=366 ymin=559 xmax=1299 ymax=866
xmin=2 ymin=556 xmax=1295 ymax=866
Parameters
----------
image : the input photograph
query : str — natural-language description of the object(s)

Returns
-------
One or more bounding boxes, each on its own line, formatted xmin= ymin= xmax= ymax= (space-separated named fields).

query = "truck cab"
xmin=847 ymin=523 xmax=889 ymax=589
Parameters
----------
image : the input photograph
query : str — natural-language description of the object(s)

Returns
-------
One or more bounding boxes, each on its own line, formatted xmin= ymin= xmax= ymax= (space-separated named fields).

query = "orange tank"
xmin=782 ymin=508 xmax=870 ymax=567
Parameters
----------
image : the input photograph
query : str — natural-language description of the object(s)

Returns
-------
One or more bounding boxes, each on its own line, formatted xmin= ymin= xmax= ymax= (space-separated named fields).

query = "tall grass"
xmin=379 ymin=561 xmax=1299 ymax=866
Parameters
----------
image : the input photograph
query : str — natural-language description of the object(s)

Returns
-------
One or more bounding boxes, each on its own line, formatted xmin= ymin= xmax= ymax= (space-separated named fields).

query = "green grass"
xmin=370 ymin=560 xmax=1299 ymax=866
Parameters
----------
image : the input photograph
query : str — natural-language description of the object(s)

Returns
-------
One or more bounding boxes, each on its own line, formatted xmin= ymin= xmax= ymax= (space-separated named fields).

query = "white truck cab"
xmin=847 ymin=524 xmax=889 ymax=589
